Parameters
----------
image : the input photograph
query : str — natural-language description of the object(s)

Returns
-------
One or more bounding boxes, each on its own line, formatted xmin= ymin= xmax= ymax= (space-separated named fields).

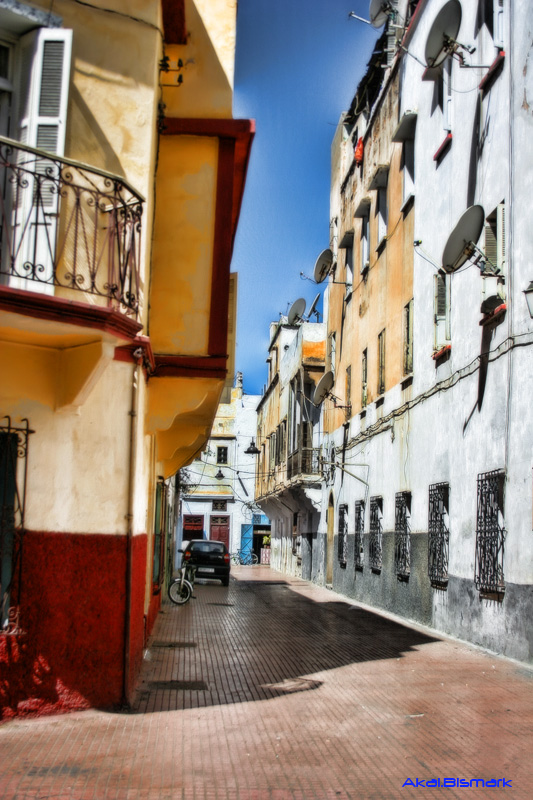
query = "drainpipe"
xmin=123 ymin=348 xmax=143 ymax=707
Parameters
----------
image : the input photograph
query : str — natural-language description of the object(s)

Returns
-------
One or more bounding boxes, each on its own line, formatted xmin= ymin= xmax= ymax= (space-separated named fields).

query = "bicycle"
xmin=231 ymin=550 xmax=259 ymax=566
xmin=168 ymin=562 xmax=197 ymax=605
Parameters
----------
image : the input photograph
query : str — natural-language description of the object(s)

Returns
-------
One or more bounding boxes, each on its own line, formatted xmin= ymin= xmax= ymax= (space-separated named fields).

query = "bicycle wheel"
xmin=251 ymin=553 xmax=259 ymax=565
xmin=231 ymin=553 xmax=241 ymax=565
xmin=168 ymin=578 xmax=193 ymax=605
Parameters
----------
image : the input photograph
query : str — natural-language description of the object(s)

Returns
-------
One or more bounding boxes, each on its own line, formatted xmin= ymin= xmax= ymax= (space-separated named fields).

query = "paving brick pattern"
xmin=0 ymin=566 xmax=532 ymax=799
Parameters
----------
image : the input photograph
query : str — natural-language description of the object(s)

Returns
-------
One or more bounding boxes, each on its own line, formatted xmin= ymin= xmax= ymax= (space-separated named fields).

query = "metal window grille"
xmin=338 ymin=504 xmax=348 ymax=565
xmin=404 ymin=299 xmax=413 ymax=375
xmin=369 ymin=496 xmax=383 ymax=570
xmin=213 ymin=500 xmax=227 ymax=512
xmin=354 ymin=500 xmax=365 ymax=570
xmin=378 ymin=329 xmax=386 ymax=395
xmin=428 ymin=482 xmax=449 ymax=586
xmin=217 ymin=446 xmax=228 ymax=464
xmin=1 ymin=417 xmax=32 ymax=633
xmin=475 ymin=470 xmax=505 ymax=594
xmin=395 ymin=491 xmax=411 ymax=578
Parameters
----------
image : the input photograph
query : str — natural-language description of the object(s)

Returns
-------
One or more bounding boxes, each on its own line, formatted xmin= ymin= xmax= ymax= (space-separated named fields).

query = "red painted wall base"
xmin=0 ymin=530 xmax=147 ymax=720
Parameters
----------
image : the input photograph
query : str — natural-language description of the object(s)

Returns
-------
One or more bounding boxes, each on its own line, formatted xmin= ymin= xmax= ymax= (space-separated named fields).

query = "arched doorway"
xmin=326 ymin=492 xmax=334 ymax=584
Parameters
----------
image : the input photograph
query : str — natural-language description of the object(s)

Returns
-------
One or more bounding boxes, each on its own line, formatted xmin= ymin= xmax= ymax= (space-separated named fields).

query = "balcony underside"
xmin=0 ymin=285 xmax=142 ymax=412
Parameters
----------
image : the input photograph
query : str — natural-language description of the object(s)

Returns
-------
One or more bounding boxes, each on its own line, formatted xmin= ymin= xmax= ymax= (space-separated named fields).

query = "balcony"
xmin=0 ymin=136 xmax=143 ymax=319
xmin=287 ymin=447 xmax=321 ymax=480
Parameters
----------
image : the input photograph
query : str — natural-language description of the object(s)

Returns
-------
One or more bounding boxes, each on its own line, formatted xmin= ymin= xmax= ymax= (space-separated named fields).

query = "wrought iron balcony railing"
xmin=0 ymin=136 xmax=143 ymax=318
xmin=287 ymin=447 xmax=321 ymax=480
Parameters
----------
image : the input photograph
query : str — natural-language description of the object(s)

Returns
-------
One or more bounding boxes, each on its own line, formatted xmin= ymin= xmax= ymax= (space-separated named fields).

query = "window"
xmin=377 ymin=186 xmax=388 ymax=245
xmin=493 ymin=0 xmax=504 ymax=48
xmin=428 ymin=483 xmax=449 ymax=586
xmin=403 ymin=299 xmax=413 ymax=375
xmin=360 ymin=213 xmax=369 ymax=273
xmin=377 ymin=329 xmax=386 ymax=396
xmin=269 ymin=433 xmax=276 ymax=471
xmin=434 ymin=274 xmax=451 ymax=350
xmin=394 ymin=491 xmax=411 ymax=579
xmin=1 ymin=26 xmax=72 ymax=292
xmin=369 ymin=496 xmax=383 ymax=571
xmin=338 ymin=504 xmax=348 ymax=566
xmin=345 ymin=366 xmax=351 ymax=411
xmin=402 ymin=137 xmax=415 ymax=204
xmin=354 ymin=500 xmax=365 ymax=570
xmin=328 ymin=333 xmax=336 ymax=379
xmin=345 ymin=244 xmax=353 ymax=287
xmin=217 ymin=446 xmax=228 ymax=464
xmin=361 ymin=348 xmax=368 ymax=408
xmin=484 ymin=202 xmax=506 ymax=274
xmin=475 ymin=470 xmax=505 ymax=594
xmin=442 ymin=57 xmax=452 ymax=132
xmin=212 ymin=500 xmax=227 ymax=512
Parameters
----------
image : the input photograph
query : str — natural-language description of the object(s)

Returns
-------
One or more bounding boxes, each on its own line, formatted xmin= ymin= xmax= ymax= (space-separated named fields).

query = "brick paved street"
xmin=1 ymin=566 xmax=532 ymax=799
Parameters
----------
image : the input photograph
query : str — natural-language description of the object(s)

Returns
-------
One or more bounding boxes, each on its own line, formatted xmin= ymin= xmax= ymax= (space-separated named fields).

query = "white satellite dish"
xmin=425 ymin=0 xmax=462 ymax=68
xmin=313 ymin=371 xmax=334 ymax=406
xmin=442 ymin=205 xmax=485 ymax=273
xmin=288 ymin=297 xmax=306 ymax=325
xmin=369 ymin=0 xmax=391 ymax=29
xmin=313 ymin=249 xmax=333 ymax=284
xmin=307 ymin=293 xmax=321 ymax=320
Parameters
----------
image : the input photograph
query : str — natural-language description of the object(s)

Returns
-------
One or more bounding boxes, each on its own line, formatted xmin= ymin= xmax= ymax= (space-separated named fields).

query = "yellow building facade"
xmin=0 ymin=0 xmax=252 ymax=717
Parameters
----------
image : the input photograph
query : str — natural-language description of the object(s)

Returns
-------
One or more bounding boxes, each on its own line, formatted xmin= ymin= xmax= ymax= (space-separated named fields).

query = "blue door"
xmin=240 ymin=524 xmax=253 ymax=557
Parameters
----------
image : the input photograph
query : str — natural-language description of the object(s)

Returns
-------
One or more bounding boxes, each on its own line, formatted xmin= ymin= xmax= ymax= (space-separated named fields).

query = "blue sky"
xmin=232 ymin=0 xmax=379 ymax=395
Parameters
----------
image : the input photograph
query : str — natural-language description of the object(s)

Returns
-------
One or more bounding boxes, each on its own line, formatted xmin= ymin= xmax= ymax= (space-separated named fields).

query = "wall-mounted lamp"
xmin=244 ymin=439 xmax=261 ymax=455
xmin=524 ymin=282 xmax=533 ymax=318
xmin=215 ymin=469 xmax=225 ymax=480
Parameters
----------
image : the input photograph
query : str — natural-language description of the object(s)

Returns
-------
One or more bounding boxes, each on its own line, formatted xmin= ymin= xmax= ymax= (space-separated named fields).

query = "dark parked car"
xmin=182 ymin=539 xmax=231 ymax=586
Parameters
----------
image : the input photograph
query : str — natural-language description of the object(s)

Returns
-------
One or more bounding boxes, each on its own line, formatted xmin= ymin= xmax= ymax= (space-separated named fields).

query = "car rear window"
xmin=190 ymin=541 xmax=226 ymax=554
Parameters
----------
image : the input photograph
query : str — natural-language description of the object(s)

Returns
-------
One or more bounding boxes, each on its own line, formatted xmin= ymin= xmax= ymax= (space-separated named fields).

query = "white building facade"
xmin=259 ymin=0 xmax=533 ymax=665
xmin=177 ymin=375 xmax=268 ymax=560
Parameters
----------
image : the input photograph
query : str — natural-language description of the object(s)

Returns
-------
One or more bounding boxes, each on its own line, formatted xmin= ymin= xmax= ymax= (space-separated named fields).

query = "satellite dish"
xmin=313 ymin=371 xmax=334 ymax=406
xmin=307 ymin=293 xmax=321 ymax=320
xmin=369 ymin=0 xmax=390 ymax=29
xmin=442 ymin=205 xmax=485 ymax=273
xmin=288 ymin=297 xmax=306 ymax=325
xmin=313 ymin=249 xmax=333 ymax=284
xmin=425 ymin=0 xmax=462 ymax=68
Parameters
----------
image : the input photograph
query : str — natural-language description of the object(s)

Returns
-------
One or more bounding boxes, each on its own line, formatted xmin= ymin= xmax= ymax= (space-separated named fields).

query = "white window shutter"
xmin=17 ymin=28 xmax=72 ymax=157
xmin=10 ymin=29 xmax=72 ymax=293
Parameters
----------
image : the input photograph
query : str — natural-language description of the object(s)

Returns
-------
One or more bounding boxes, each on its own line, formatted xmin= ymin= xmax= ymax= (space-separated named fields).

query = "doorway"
xmin=326 ymin=493 xmax=334 ymax=584
xmin=210 ymin=515 xmax=230 ymax=548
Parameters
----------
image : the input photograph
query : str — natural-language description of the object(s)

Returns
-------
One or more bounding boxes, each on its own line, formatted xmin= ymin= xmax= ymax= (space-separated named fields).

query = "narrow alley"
xmin=0 ymin=567 xmax=531 ymax=800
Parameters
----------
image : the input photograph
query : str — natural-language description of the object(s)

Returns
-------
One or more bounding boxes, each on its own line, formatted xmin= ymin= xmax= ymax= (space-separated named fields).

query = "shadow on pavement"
xmin=128 ymin=575 xmax=439 ymax=714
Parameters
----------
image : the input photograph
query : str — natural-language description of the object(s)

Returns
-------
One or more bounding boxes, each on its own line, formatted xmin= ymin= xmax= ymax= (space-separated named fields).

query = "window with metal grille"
xmin=377 ymin=329 xmax=386 ymax=396
xmin=216 ymin=446 xmax=228 ymax=464
xmin=484 ymin=203 xmax=505 ymax=275
xmin=212 ymin=500 xmax=227 ymax=512
xmin=1 ymin=417 xmax=31 ymax=632
xmin=475 ymin=470 xmax=505 ymax=594
xmin=338 ymin=504 xmax=348 ymax=566
xmin=354 ymin=500 xmax=365 ymax=570
xmin=403 ymin=299 xmax=413 ymax=375
xmin=369 ymin=496 xmax=383 ymax=571
xmin=428 ymin=483 xmax=449 ymax=586
xmin=395 ymin=491 xmax=411 ymax=578
xmin=434 ymin=273 xmax=451 ymax=350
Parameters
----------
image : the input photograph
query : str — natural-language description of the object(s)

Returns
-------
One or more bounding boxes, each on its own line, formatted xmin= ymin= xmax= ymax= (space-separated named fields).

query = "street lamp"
xmin=244 ymin=438 xmax=260 ymax=455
